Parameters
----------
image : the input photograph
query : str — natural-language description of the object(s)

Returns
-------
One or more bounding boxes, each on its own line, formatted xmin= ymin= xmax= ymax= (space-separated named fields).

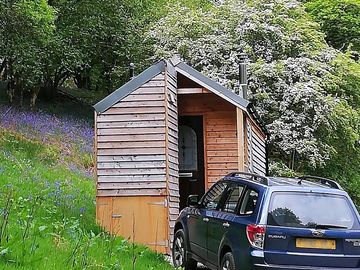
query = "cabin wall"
xmin=95 ymin=73 xmax=171 ymax=253
xmin=96 ymin=73 xmax=167 ymax=196
xmin=178 ymin=93 xmax=239 ymax=189
xmin=164 ymin=64 xmax=179 ymax=249
xmin=246 ymin=117 xmax=266 ymax=176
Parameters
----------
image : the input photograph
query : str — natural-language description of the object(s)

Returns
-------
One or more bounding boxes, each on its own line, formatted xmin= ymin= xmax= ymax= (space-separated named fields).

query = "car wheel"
xmin=172 ymin=229 xmax=197 ymax=270
xmin=220 ymin=252 xmax=236 ymax=270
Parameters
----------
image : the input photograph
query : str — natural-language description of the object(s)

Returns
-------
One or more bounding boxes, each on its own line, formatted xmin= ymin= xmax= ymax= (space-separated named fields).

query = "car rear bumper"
xmin=253 ymin=264 xmax=360 ymax=270
xmin=250 ymin=250 xmax=360 ymax=270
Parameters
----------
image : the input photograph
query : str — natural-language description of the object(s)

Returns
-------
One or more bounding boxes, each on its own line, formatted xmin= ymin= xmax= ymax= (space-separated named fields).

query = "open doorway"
xmin=178 ymin=116 xmax=205 ymax=209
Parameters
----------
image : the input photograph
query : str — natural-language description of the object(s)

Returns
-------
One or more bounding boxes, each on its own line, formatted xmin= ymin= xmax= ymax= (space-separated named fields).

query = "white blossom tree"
xmin=148 ymin=0 xmax=352 ymax=173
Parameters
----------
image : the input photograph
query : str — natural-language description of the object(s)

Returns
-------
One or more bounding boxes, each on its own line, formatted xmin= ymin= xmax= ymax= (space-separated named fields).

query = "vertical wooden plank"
xmin=237 ymin=108 xmax=245 ymax=171
xmin=166 ymin=67 xmax=179 ymax=253
xmin=244 ymin=116 xmax=249 ymax=171
xmin=94 ymin=111 xmax=98 ymax=195
xmin=247 ymin=120 xmax=254 ymax=173
xmin=163 ymin=68 xmax=171 ymax=253
xmin=203 ymin=114 xmax=209 ymax=189
xmin=96 ymin=197 xmax=113 ymax=232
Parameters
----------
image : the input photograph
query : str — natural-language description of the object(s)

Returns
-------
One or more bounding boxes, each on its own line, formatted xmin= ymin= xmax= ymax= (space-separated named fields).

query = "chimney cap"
xmin=129 ymin=62 xmax=135 ymax=80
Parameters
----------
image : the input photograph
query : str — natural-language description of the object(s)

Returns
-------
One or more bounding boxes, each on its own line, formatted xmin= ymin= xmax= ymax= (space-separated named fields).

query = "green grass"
xmin=0 ymin=131 xmax=174 ymax=270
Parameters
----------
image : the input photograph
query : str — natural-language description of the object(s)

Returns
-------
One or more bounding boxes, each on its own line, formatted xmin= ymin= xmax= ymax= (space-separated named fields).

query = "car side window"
xmin=223 ymin=185 xmax=244 ymax=213
xmin=239 ymin=189 xmax=259 ymax=215
xmin=202 ymin=182 xmax=227 ymax=210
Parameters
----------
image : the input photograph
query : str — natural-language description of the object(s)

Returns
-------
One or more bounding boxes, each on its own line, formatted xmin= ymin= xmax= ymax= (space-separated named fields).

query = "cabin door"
xmin=178 ymin=116 xmax=205 ymax=209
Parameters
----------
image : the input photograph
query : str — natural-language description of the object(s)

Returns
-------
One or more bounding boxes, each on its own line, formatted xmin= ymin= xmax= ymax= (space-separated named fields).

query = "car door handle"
xmin=203 ymin=218 xmax=209 ymax=222
xmin=223 ymin=222 xmax=230 ymax=228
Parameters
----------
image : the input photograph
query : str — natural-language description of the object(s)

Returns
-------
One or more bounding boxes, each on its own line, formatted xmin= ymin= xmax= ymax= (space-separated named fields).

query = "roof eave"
xmin=93 ymin=60 xmax=166 ymax=113
xmin=174 ymin=62 xmax=250 ymax=111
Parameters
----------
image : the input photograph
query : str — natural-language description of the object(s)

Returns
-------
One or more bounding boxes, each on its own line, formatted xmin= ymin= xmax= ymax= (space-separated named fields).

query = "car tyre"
xmin=172 ymin=229 xmax=197 ymax=270
xmin=220 ymin=252 xmax=236 ymax=270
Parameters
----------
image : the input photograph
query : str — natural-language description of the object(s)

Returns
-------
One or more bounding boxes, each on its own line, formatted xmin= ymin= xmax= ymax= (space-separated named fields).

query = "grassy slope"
xmin=0 ymin=106 xmax=173 ymax=269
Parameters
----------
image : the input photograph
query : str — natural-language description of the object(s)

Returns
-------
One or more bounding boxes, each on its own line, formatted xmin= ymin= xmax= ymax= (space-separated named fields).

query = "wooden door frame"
xmin=178 ymin=112 xmax=208 ymax=191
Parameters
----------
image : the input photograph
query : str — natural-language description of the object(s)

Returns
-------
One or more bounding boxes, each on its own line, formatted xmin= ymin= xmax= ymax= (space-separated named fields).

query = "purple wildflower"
xmin=54 ymin=181 xmax=61 ymax=188
xmin=66 ymin=194 xmax=75 ymax=200
xmin=0 ymin=104 xmax=94 ymax=155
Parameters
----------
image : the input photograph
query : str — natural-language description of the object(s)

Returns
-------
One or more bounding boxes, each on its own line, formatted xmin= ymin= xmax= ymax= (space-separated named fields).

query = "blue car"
xmin=172 ymin=172 xmax=360 ymax=270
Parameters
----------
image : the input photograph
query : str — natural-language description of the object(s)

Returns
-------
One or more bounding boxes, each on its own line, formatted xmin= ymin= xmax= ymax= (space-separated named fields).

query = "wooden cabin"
xmin=93 ymin=57 xmax=267 ymax=254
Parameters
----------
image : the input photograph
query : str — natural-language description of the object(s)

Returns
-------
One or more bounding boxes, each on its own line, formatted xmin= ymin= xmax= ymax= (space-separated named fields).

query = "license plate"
xmin=296 ymin=238 xmax=336 ymax=250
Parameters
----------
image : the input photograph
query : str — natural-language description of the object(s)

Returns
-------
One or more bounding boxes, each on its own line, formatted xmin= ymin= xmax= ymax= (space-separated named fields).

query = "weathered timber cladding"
xmin=246 ymin=118 xmax=266 ymax=176
xmin=178 ymin=93 xmax=239 ymax=188
xmin=251 ymin=124 xmax=266 ymax=175
xmin=164 ymin=66 xmax=179 ymax=248
xmin=94 ymin=59 xmax=268 ymax=255
xmin=96 ymin=74 xmax=167 ymax=196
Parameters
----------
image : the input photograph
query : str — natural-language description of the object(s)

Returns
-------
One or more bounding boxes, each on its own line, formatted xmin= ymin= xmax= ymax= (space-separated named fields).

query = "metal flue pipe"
xmin=239 ymin=53 xmax=248 ymax=99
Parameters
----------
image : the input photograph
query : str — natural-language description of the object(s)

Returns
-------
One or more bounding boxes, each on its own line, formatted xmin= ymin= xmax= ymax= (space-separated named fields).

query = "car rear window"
xmin=268 ymin=192 xmax=357 ymax=229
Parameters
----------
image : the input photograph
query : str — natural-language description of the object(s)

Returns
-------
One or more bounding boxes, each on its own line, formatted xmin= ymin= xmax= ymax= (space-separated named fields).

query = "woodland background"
xmin=2 ymin=0 xmax=359 ymax=201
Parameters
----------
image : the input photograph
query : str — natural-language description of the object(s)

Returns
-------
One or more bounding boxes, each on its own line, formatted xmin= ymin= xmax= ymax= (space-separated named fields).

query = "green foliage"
xmin=305 ymin=0 xmax=360 ymax=53
xmin=310 ymin=54 xmax=360 ymax=205
xmin=0 ymin=0 xmax=56 ymax=88
xmin=328 ymin=53 xmax=360 ymax=107
xmin=0 ymin=0 xmax=211 ymax=106
xmin=53 ymin=0 xmax=133 ymax=91
xmin=0 ymin=131 xmax=173 ymax=269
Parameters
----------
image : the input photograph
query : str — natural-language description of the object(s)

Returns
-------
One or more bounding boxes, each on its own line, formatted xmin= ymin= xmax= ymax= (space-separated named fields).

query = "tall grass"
xmin=0 ymin=106 xmax=173 ymax=270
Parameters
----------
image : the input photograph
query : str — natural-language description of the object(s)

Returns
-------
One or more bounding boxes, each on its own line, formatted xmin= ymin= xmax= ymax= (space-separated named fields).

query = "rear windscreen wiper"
xmin=312 ymin=224 xmax=348 ymax=229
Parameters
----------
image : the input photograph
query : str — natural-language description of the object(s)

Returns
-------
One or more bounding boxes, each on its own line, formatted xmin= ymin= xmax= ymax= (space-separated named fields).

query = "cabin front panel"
xmin=96 ymin=196 xmax=168 ymax=253
xmin=178 ymin=93 xmax=239 ymax=189
xmin=96 ymin=73 xmax=167 ymax=197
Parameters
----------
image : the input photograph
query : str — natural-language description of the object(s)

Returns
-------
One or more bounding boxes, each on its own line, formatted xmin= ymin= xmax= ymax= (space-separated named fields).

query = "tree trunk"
xmin=7 ymin=80 xmax=15 ymax=104
xmin=6 ymin=59 xmax=15 ymax=104
xmin=41 ymin=76 xmax=58 ymax=101
xmin=0 ymin=59 xmax=6 ymax=79
xmin=30 ymin=87 xmax=40 ymax=109
xmin=74 ymin=66 xmax=91 ymax=89
xmin=19 ymin=88 xmax=24 ymax=108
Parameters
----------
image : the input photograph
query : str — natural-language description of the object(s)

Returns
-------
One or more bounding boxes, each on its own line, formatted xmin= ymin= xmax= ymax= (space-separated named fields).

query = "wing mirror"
xmin=187 ymin=195 xmax=199 ymax=207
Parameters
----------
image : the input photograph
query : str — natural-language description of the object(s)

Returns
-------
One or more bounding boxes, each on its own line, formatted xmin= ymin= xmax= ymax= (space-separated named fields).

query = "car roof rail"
xmin=226 ymin=172 xmax=269 ymax=186
xmin=298 ymin=175 xmax=343 ymax=190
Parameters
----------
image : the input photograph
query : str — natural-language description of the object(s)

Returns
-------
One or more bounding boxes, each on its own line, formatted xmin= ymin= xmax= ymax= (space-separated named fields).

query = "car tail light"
xmin=246 ymin=224 xmax=266 ymax=249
